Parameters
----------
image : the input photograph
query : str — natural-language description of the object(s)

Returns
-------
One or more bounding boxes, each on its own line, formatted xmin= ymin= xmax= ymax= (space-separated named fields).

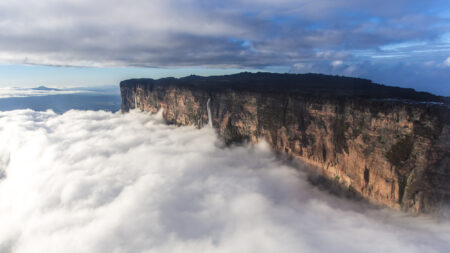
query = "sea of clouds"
xmin=0 ymin=109 xmax=449 ymax=253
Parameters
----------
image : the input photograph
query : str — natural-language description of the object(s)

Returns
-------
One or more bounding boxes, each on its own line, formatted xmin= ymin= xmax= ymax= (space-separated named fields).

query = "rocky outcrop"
xmin=120 ymin=72 xmax=450 ymax=215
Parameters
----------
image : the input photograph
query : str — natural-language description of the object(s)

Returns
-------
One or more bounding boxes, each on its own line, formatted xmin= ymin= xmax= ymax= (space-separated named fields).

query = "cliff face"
xmin=120 ymin=73 xmax=450 ymax=215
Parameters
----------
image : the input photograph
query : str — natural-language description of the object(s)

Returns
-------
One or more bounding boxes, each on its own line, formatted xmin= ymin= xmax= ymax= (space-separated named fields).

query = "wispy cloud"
xmin=0 ymin=109 xmax=449 ymax=252
xmin=444 ymin=56 xmax=450 ymax=67
xmin=0 ymin=87 xmax=83 ymax=98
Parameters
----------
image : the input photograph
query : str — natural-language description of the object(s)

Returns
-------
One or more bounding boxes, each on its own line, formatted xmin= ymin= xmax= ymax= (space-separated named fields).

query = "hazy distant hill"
xmin=31 ymin=86 xmax=62 ymax=91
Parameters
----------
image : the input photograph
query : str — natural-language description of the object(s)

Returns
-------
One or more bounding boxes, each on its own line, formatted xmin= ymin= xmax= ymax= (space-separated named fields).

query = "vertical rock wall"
xmin=121 ymin=79 xmax=450 ymax=215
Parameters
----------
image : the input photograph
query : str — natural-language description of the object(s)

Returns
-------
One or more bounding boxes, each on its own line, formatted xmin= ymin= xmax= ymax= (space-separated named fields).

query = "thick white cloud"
xmin=0 ymin=109 xmax=449 ymax=253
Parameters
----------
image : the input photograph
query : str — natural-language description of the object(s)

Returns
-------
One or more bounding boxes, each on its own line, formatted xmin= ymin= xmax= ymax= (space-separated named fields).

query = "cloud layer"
xmin=0 ymin=0 xmax=448 ymax=68
xmin=0 ymin=0 xmax=449 ymax=94
xmin=0 ymin=109 xmax=449 ymax=253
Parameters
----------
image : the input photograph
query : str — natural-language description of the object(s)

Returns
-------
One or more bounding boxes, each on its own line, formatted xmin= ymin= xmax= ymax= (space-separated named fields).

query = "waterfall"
xmin=134 ymin=91 xmax=138 ymax=110
xmin=207 ymin=98 xmax=213 ymax=128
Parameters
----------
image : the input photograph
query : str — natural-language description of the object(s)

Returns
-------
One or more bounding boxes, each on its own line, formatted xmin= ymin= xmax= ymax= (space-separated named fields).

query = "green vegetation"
xmin=376 ymin=135 xmax=385 ymax=144
xmin=362 ymin=134 xmax=370 ymax=143
xmin=363 ymin=146 xmax=374 ymax=158
xmin=318 ymin=119 xmax=328 ymax=133
xmin=413 ymin=120 xmax=435 ymax=139
xmin=224 ymin=118 xmax=249 ymax=145
xmin=333 ymin=117 xmax=349 ymax=154
xmin=385 ymin=135 xmax=414 ymax=167
xmin=398 ymin=176 xmax=407 ymax=204
xmin=351 ymin=118 xmax=365 ymax=139
xmin=352 ymin=128 xmax=361 ymax=139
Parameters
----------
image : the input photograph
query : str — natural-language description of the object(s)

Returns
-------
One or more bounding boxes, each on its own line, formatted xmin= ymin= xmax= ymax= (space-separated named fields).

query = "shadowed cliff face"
xmin=120 ymin=72 xmax=450 ymax=215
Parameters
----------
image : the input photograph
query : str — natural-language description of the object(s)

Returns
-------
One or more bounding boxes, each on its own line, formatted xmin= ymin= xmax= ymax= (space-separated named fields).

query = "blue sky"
xmin=0 ymin=0 xmax=449 ymax=95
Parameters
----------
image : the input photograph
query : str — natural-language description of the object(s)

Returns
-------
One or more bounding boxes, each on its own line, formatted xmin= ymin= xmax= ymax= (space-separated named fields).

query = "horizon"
xmin=0 ymin=1 xmax=449 ymax=95
xmin=9 ymin=71 xmax=450 ymax=98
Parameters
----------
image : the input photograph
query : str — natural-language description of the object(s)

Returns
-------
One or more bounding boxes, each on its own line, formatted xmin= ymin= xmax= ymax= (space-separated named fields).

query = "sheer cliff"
xmin=120 ymin=72 xmax=450 ymax=215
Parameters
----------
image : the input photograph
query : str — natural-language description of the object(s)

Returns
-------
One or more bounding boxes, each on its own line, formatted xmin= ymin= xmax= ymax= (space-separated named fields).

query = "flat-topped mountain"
xmin=122 ymin=72 xmax=448 ymax=103
xmin=121 ymin=72 xmax=449 ymax=215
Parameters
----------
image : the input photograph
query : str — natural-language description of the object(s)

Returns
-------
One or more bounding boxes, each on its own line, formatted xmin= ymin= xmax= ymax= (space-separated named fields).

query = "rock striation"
xmin=120 ymin=72 xmax=450 ymax=215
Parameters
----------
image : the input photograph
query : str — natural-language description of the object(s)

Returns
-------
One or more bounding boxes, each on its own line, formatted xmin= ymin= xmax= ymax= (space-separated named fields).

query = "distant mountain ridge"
xmin=31 ymin=86 xmax=61 ymax=91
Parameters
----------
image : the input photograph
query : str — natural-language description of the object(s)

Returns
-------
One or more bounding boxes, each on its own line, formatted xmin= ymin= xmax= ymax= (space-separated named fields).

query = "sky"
xmin=0 ymin=0 xmax=449 ymax=95
xmin=1 ymin=109 xmax=449 ymax=253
